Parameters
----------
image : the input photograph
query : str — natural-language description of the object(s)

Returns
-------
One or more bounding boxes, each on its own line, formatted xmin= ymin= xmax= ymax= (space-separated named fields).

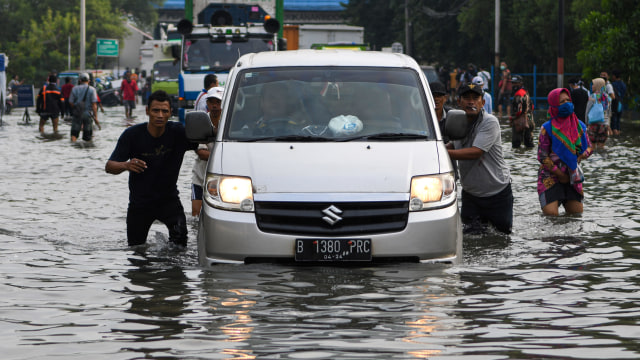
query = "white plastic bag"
xmin=328 ymin=115 xmax=363 ymax=136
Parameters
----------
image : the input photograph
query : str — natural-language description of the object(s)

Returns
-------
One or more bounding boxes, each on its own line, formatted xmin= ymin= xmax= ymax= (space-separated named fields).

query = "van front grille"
xmin=254 ymin=201 xmax=409 ymax=236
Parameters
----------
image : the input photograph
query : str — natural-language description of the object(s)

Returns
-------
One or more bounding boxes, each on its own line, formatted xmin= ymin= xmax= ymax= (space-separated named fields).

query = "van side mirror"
xmin=444 ymin=109 xmax=470 ymax=140
xmin=185 ymin=111 xmax=216 ymax=143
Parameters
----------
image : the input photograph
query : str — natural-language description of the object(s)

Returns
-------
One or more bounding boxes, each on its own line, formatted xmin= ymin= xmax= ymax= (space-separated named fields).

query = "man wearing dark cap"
xmin=447 ymin=83 xmax=512 ymax=234
xmin=430 ymin=81 xmax=450 ymax=142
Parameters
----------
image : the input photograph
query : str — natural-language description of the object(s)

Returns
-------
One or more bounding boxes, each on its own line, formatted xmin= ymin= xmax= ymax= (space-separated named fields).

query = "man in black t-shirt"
xmin=568 ymin=78 xmax=589 ymax=123
xmin=105 ymin=90 xmax=198 ymax=247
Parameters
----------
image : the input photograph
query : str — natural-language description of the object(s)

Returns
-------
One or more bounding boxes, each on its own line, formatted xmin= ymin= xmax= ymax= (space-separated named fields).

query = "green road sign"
xmin=96 ymin=39 xmax=119 ymax=57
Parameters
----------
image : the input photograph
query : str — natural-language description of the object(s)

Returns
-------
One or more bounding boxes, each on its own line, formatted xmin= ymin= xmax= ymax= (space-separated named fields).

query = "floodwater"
xmin=1 ymin=105 xmax=640 ymax=360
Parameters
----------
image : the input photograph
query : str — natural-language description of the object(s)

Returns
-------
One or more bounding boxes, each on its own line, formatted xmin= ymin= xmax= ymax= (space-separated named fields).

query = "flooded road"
xmin=1 ymin=105 xmax=640 ymax=359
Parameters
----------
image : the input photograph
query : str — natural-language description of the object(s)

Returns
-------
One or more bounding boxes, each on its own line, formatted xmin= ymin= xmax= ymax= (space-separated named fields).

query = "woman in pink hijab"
xmin=537 ymin=88 xmax=592 ymax=216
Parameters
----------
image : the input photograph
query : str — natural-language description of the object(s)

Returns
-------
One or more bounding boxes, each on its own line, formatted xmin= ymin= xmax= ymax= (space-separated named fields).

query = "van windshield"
xmin=225 ymin=67 xmax=436 ymax=141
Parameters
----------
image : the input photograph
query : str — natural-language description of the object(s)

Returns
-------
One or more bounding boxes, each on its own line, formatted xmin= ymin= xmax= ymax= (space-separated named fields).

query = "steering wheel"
xmin=254 ymin=118 xmax=295 ymax=136
xmin=267 ymin=118 xmax=294 ymax=127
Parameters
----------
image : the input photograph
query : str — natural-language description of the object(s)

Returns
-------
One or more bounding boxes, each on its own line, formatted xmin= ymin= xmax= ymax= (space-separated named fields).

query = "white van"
xmin=186 ymin=50 xmax=462 ymax=265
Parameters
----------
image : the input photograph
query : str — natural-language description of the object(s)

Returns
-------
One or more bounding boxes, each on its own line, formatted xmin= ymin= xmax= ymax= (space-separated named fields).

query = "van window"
xmin=225 ymin=67 xmax=435 ymax=140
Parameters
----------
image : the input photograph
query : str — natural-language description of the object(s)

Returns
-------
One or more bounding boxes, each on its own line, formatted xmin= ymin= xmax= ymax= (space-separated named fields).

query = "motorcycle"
xmin=98 ymin=87 xmax=121 ymax=107
xmin=96 ymin=79 xmax=121 ymax=107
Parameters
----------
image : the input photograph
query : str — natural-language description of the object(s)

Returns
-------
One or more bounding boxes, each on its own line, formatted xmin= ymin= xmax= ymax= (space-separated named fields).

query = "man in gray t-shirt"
xmin=448 ymin=84 xmax=513 ymax=234
xmin=69 ymin=73 xmax=100 ymax=142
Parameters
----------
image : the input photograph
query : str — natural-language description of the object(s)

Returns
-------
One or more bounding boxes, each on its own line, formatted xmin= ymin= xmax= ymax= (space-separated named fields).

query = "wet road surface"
xmin=1 ymin=106 xmax=640 ymax=359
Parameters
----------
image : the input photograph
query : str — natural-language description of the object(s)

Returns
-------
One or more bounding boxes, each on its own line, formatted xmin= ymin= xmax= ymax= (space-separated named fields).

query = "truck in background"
xmin=283 ymin=24 xmax=365 ymax=50
xmin=139 ymin=40 xmax=177 ymax=80
xmin=174 ymin=1 xmax=281 ymax=122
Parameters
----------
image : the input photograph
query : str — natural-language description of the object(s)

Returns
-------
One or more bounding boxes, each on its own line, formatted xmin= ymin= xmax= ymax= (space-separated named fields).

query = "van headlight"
xmin=409 ymin=173 xmax=456 ymax=211
xmin=204 ymin=174 xmax=254 ymax=211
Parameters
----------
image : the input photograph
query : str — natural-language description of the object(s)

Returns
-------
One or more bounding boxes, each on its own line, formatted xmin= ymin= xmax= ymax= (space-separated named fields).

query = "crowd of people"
xmin=33 ymin=72 xmax=102 ymax=141
xmin=13 ymin=68 xmax=147 ymax=141
xmin=432 ymin=63 xmax=628 ymax=234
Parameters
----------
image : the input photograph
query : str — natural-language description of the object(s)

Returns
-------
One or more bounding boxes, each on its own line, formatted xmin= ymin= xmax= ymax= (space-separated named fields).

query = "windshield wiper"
xmin=239 ymin=135 xmax=334 ymax=142
xmin=337 ymin=133 xmax=429 ymax=141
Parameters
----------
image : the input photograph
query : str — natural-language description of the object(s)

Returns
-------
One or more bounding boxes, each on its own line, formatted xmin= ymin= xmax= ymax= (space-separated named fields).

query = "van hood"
xmin=215 ymin=141 xmax=445 ymax=194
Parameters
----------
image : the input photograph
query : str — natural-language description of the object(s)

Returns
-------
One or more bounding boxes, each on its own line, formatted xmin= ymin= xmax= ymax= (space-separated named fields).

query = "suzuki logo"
xmin=322 ymin=205 xmax=343 ymax=226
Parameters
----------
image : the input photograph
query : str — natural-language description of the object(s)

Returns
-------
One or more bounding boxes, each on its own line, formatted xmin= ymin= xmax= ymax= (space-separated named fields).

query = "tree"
xmin=111 ymin=0 xmax=164 ymax=31
xmin=0 ymin=0 xmax=75 ymax=47
xmin=0 ymin=0 xmax=157 ymax=84
xmin=341 ymin=0 xmax=405 ymax=51
xmin=6 ymin=0 xmax=127 ymax=84
xmin=412 ymin=0 xmax=472 ymax=67
xmin=10 ymin=10 xmax=79 ymax=83
xmin=576 ymin=0 xmax=640 ymax=107
xmin=343 ymin=0 xmax=640 ymax=108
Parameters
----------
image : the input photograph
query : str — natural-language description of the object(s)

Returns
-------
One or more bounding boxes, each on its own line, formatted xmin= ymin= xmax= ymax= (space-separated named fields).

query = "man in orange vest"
xmin=36 ymin=74 xmax=64 ymax=133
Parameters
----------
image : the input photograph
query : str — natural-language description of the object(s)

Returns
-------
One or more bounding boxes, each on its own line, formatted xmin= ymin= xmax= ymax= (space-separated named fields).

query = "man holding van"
xmin=447 ymin=84 xmax=513 ymax=234
xmin=105 ymin=90 xmax=198 ymax=247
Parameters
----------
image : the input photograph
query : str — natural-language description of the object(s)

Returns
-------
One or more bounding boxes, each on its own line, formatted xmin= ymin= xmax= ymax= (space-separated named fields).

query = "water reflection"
xmin=192 ymin=264 xmax=465 ymax=358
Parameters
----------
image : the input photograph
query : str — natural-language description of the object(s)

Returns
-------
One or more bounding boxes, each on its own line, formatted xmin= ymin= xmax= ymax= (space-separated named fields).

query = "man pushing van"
xmin=105 ymin=90 xmax=198 ymax=247
xmin=447 ymin=84 xmax=513 ymax=234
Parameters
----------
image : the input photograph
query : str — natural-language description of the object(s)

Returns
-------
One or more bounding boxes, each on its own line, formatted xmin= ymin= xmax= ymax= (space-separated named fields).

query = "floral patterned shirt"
xmin=537 ymin=126 xmax=592 ymax=195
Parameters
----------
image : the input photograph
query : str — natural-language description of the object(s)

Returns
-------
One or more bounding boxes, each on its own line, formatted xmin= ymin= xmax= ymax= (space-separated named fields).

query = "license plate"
xmin=294 ymin=238 xmax=372 ymax=262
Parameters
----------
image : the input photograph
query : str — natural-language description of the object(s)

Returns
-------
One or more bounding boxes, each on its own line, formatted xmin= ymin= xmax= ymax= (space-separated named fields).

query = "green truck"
xmin=150 ymin=59 xmax=179 ymax=114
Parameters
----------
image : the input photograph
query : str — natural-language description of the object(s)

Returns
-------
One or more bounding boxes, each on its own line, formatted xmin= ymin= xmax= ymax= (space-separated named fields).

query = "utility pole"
xmin=494 ymin=0 xmax=500 ymax=72
xmin=557 ymin=0 xmax=565 ymax=88
xmin=185 ymin=0 xmax=193 ymax=22
xmin=80 ymin=0 xmax=86 ymax=70
xmin=276 ymin=0 xmax=283 ymax=39
xmin=405 ymin=0 xmax=412 ymax=56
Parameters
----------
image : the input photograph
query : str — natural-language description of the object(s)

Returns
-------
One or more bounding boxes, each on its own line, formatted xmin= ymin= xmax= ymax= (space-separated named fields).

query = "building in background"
xmin=156 ymin=0 xmax=349 ymax=27
xmin=282 ymin=0 xmax=347 ymax=24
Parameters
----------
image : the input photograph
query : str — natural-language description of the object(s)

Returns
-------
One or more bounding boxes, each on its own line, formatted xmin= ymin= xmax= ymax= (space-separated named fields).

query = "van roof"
xmin=236 ymin=50 xmax=420 ymax=70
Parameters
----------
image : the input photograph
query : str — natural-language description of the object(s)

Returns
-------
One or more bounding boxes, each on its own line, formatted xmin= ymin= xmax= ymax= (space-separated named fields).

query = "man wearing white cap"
xmin=194 ymin=74 xmax=219 ymax=112
xmin=472 ymin=76 xmax=492 ymax=115
xmin=191 ymin=86 xmax=224 ymax=216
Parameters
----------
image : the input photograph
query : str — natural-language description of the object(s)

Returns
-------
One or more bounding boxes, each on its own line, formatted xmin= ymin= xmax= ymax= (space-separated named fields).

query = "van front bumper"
xmin=197 ymin=200 xmax=461 ymax=265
